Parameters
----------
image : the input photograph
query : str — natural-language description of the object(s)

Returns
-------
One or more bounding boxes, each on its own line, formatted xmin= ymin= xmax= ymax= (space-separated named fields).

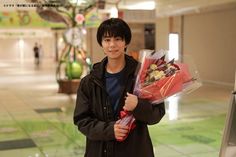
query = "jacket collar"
xmin=90 ymin=54 xmax=138 ymax=81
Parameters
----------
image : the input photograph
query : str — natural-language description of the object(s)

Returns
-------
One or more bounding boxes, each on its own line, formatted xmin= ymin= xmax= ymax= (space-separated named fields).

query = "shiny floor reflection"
xmin=0 ymin=59 xmax=232 ymax=157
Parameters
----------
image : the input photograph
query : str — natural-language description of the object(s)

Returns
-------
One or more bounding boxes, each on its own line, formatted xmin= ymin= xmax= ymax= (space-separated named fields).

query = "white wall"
xmin=155 ymin=8 xmax=236 ymax=86
xmin=183 ymin=8 xmax=236 ymax=85
xmin=0 ymin=37 xmax=55 ymax=61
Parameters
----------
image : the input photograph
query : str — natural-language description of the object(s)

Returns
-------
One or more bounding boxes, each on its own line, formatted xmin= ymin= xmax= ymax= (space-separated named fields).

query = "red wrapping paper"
xmin=116 ymin=53 xmax=197 ymax=142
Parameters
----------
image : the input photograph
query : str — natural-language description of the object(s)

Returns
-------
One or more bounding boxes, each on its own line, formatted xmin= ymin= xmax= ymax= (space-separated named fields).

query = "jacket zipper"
xmin=92 ymin=76 xmax=113 ymax=121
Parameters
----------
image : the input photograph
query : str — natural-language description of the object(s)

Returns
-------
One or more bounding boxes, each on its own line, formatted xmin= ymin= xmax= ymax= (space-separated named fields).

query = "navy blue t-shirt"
xmin=105 ymin=68 xmax=125 ymax=113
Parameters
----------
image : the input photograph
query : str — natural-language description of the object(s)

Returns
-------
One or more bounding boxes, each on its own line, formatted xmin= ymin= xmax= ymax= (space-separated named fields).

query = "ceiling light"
xmin=121 ymin=1 xmax=155 ymax=10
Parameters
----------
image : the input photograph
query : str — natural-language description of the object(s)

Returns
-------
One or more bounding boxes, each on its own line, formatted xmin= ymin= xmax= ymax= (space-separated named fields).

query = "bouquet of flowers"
xmin=116 ymin=50 xmax=201 ymax=142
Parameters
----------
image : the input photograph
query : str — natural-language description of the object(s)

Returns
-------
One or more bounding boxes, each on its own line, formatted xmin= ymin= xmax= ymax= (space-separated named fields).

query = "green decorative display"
xmin=65 ymin=61 xmax=83 ymax=79
xmin=84 ymin=8 xmax=101 ymax=28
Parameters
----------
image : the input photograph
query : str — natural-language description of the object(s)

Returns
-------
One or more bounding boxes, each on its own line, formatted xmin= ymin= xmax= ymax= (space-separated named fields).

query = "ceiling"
xmin=155 ymin=0 xmax=236 ymax=17
xmin=0 ymin=0 xmax=155 ymax=11
xmin=0 ymin=28 xmax=53 ymax=38
xmin=0 ymin=0 xmax=236 ymax=16
xmin=118 ymin=0 xmax=155 ymax=10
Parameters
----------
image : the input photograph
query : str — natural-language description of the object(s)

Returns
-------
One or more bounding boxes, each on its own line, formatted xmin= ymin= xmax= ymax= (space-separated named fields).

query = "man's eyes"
xmin=104 ymin=38 xmax=110 ymax=42
xmin=103 ymin=37 xmax=123 ymax=42
xmin=115 ymin=37 xmax=122 ymax=41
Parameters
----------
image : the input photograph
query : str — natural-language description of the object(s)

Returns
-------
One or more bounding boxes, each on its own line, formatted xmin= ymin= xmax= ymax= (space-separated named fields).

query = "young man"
xmin=73 ymin=18 xmax=165 ymax=157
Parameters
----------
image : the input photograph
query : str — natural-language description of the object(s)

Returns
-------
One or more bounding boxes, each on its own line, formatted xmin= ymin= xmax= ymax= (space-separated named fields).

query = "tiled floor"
xmin=0 ymin=59 xmax=233 ymax=157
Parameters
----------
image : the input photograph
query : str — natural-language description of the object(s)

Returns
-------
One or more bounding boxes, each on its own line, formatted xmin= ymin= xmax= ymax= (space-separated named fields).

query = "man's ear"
xmin=124 ymin=46 xmax=128 ymax=52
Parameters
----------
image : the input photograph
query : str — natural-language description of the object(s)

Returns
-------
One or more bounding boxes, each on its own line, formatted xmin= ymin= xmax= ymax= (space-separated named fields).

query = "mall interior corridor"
xmin=0 ymin=59 xmax=233 ymax=157
xmin=0 ymin=0 xmax=236 ymax=156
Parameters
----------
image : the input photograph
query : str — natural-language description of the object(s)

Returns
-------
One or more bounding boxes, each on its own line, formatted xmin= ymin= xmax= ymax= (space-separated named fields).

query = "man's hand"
xmin=123 ymin=92 xmax=138 ymax=111
xmin=114 ymin=120 xmax=129 ymax=140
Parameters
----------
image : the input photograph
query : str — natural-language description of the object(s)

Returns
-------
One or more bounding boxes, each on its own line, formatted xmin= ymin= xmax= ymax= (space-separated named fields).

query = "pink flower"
xmin=75 ymin=14 xmax=85 ymax=24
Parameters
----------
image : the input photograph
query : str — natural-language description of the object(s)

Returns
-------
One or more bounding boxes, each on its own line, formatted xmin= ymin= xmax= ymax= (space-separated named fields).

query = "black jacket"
xmin=74 ymin=55 xmax=165 ymax=157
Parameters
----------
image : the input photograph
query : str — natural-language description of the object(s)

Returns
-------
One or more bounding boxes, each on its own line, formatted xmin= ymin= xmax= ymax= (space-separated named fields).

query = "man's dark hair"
xmin=96 ymin=18 xmax=132 ymax=46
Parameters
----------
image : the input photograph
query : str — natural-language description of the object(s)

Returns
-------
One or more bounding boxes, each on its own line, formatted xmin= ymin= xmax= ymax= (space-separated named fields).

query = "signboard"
xmin=0 ymin=11 xmax=64 ymax=28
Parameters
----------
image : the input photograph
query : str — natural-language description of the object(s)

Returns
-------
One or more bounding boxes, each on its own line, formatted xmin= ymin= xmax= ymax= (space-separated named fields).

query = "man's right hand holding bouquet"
xmin=114 ymin=92 xmax=138 ymax=141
